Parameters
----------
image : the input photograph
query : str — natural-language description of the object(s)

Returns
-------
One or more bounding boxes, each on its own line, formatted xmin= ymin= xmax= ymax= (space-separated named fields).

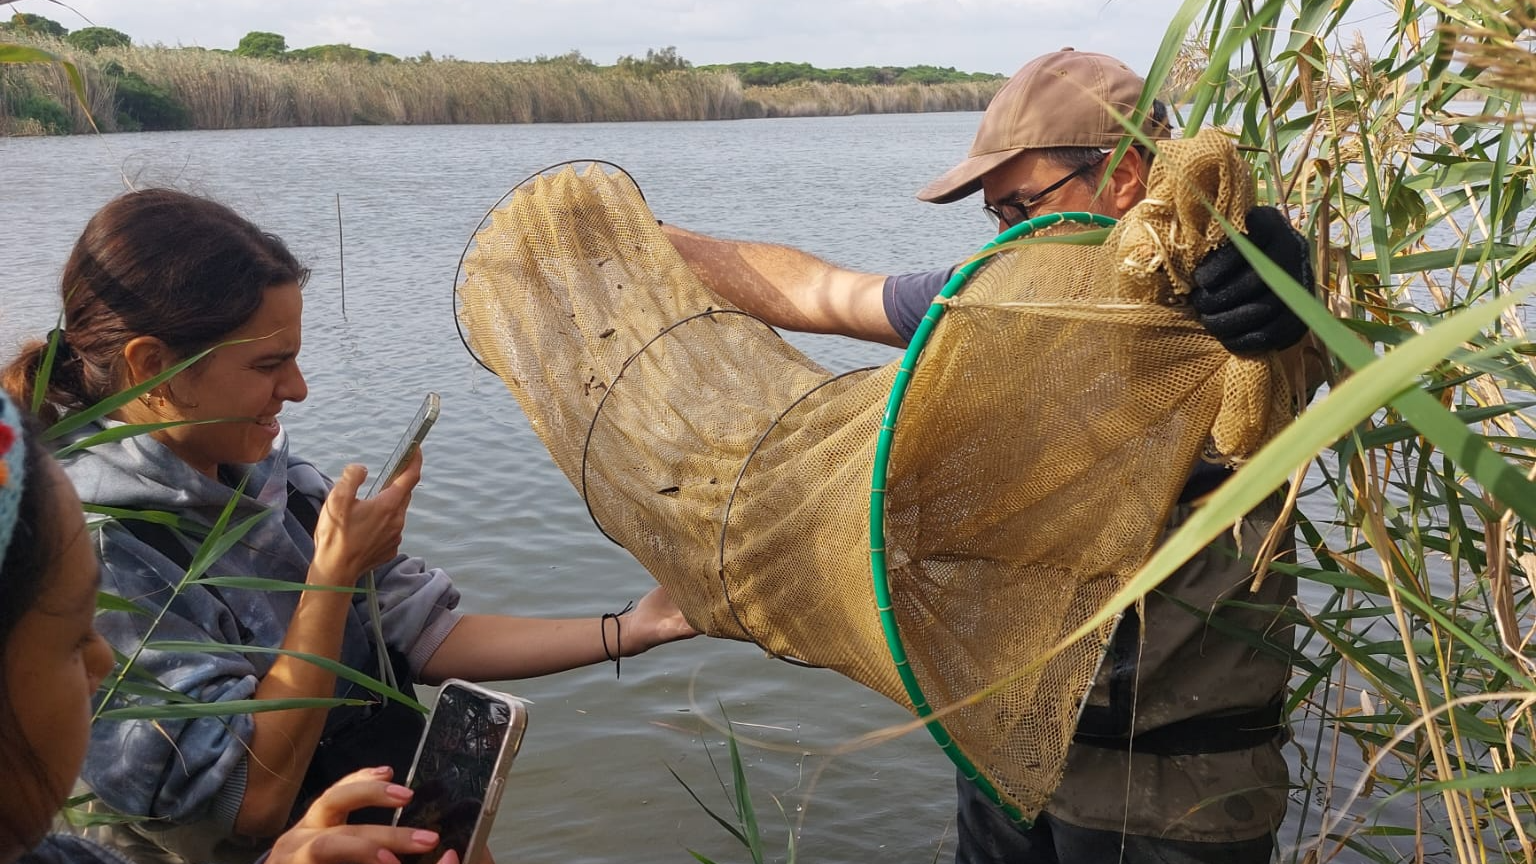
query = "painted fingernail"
xmin=412 ymin=830 xmax=439 ymax=846
xmin=377 ymin=850 xmax=401 ymax=864
xmin=386 ymin=784 xmax=412 ymax=800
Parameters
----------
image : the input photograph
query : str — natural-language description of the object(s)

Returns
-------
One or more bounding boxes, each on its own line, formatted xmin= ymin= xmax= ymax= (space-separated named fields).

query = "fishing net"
xmin=454 ymin=129 xmax=1297 ymax=820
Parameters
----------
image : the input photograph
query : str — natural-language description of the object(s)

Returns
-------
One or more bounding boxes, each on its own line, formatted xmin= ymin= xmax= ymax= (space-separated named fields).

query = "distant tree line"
xmin=232 ymin=31 xmax=402 ymax=64
xmin=3 ymin=13 xmax=129 ymax=52
xmin=699 ymin=61 xmax=1004 ymax=86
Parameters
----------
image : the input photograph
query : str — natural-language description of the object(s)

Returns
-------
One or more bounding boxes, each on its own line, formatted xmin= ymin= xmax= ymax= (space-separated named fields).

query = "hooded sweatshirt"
xmin=63 ymin=422 xmax=461 ymax=830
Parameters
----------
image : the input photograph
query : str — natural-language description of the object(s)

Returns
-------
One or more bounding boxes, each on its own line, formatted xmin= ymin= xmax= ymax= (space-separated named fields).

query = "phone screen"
xmin=397 ymin=685 xmax=517 ymax=864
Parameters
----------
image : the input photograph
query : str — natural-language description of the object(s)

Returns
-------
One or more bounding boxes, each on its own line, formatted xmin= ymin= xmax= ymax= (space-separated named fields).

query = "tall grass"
xmin=670 ymin=707 xmax=798 ymax=864
xmin=742 ymin=80 xmax=997 ymax=118
xmin=120 ymin=51 xmax=749 ymax=126
xmin=0 ymin=38 xmax=1001 ymax=134
xmin=1118 ymin=0 xmax=1536 ymax=860
xmin=0 ymin=39 xmax=111 ymax=134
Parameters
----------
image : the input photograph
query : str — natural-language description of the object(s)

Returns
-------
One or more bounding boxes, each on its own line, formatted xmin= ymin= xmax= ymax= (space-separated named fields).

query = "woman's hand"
xmin=311 ymin=448 xmax=422 ymax=586
xmin=620 ymin=586 xmax=701 ymax=656
xmin=267 ymin=766 xmax=453 ymax=864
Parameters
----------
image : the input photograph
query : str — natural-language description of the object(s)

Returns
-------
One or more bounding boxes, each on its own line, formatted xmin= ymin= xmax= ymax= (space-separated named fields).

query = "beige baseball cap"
xmin=917 ymin=48 xmax=1171 ymax=204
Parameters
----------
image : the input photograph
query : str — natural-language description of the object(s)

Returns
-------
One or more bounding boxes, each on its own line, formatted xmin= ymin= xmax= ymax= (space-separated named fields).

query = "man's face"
xmin=979 ymin=150 xmax=1147 ymax=227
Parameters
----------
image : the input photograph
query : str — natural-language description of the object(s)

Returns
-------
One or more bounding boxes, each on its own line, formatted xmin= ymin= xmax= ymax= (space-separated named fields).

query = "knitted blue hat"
xmin=0 ymin=392 xmax=27 ymax=569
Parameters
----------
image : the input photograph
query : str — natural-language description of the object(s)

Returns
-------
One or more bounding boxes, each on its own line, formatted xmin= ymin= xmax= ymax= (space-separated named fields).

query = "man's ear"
xmin=1106 ymin=147 xmax=1149 ymax=214
xmin=120 ymin=335 xmax=175 ymax=391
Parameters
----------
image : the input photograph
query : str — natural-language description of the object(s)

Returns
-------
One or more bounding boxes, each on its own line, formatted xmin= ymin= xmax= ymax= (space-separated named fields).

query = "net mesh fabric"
xmin=456 ymin=129 xmax=1296 ymax=819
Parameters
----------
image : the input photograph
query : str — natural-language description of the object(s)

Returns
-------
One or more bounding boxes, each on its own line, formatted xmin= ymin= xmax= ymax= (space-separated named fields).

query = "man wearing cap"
xmin=664 ymin=48 xmax=1313 ymax=864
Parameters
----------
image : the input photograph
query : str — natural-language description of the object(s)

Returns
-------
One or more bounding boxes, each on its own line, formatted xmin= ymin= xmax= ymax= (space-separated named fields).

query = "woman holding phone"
xmin=1 ymin=189 xmax=697 ymax=864
xmin=0 ymin=391 xmax=465 ymax=864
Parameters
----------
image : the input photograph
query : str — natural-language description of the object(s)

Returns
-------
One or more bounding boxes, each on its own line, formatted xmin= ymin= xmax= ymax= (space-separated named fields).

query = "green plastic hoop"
xmin=868 ymin=211 xmax=1119 ymax=822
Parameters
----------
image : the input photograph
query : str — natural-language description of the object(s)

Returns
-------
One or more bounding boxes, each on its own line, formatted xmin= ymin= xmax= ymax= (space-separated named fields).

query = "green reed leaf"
xmin=100 ymin=697 xmax=365 ymax=720
xmin=82 ymin=505 xmax=188 ymax=529
xmin=1146 ymin=0 xmax=1210 ymax=131
xmin=44 ymin=338 xmax=254 ymax=442
xmin=1348 ymin=244 xmax=1519 ymax=275
xmin=95 ymin=592 xmax=148 ymax=616
xmin=670 ymin=764 xmax=750 ymax=849
xmin=191 ymin=576 xmax=363 ymax=594
xmin=30 ymin=314 xmax=64 ymax=415
xmin=144 ymin=640 xmax=424 ymax=711
xmin=0 ymin=43 xmax=84 ymax=106
xmin=1185 ymin=0 xmax=1285 ymax=134
xmin=1045 ymin=261 xmax=1531 ymax=683
xmin=1400 ymin=765 xmax=1536 ymax=796
xmin=53 ymin=418 xmax=239 ymax=459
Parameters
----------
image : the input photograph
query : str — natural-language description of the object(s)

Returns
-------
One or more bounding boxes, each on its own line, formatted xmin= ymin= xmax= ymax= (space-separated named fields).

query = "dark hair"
xmin=1 ymin=189 xmax=308 ymax=426
xmin=0 ymin=410 xmax=66 ymax=852
xmin=1038 ymin=98 xmax=1170 ymax=173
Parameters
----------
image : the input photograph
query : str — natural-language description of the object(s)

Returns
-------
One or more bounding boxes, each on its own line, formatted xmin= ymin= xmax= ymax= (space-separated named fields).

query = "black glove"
xmin=1190 ymin=205 xmax=1313 ymax=355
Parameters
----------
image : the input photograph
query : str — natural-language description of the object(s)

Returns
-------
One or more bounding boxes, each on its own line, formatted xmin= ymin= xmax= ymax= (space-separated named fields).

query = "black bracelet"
xmin=601 ymin=600 xmax=636 ymax=679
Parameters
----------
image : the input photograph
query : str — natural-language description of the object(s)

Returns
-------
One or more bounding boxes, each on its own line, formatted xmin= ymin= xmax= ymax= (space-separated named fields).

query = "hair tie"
xmin=47 ymin=327 xmax=72 ymax=359
xmin=0 ymin=392 xmax=29 ymax=570
xmin=600 ymin=599 xmax=636 ymax=679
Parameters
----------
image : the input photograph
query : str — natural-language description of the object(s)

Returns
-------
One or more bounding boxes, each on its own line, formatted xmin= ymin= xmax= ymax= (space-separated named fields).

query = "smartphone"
xmin=366 ymin=392 xmax=440 ymax=498
xmin=394 ymin=680 xmax=528 ymax=864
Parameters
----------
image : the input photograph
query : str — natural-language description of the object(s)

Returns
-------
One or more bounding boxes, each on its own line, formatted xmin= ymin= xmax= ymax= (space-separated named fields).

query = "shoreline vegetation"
xmin=0 ymin=25 xmax=1006 ymax=135
xmin=13 ymin=2 xmax=1536 ymax=861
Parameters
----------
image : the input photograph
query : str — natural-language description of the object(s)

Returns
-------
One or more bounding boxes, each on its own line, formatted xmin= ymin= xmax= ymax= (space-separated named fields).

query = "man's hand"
xmin=1190 ymin=206 xmax=1313 ymax=355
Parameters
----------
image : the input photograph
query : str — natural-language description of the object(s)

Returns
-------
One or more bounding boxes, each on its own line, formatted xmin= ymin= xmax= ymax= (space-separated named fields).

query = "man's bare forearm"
xmin=662 ymin=223 xmax=900 ymax=345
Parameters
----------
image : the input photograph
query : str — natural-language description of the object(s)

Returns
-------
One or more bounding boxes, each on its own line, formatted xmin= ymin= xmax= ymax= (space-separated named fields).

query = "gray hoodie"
xmin=64 ymin=422 xmax=461 ymax=831
xmin=21 ymin=835 xmax=135 ymax=864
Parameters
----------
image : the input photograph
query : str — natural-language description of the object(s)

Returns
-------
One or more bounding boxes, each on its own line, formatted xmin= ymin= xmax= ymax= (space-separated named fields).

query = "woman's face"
xmin=3 ymin=458 xmax=114 ymax=852
xmin=153 ymin=282 xmax=309 ymax=477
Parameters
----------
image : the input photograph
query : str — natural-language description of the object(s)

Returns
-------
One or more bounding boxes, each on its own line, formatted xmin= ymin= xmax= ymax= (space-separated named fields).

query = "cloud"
xmin=20 ymin=0 xmax=1186 ymax=73
xmin=299 ymin=15 xmax=382 ymax=49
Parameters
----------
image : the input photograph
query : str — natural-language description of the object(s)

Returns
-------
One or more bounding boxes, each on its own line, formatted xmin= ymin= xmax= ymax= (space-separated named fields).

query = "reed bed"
xmin=742 ymin=80 xmax=998 ymax=118
xmin=0 ymin=39 xmax=1000 ymax=133
xmin=0 ymin=44 xmax=114 ymax=134
xmin=91 ymin=48 xmax=749 ymax=127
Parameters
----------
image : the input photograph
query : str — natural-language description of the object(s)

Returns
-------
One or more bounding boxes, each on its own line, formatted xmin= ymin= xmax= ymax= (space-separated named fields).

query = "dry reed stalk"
xmin=0 ymin=44 xmax=787 ymax=129
xmin=1447 ymin=0 xmax=1536 ymax=98
xmin=0 ymin=34 xmax=117 ymax=132
xmin=0 ymin=114 xmax=46 ymax=135
xmin=5 ymin=43 xmax=993 ymax=130
xmin=744 ymin=80 xmax=999 ymax=118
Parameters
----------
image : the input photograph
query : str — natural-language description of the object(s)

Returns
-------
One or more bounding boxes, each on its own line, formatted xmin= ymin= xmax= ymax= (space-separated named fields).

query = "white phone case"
xmin=394 ymin=679 xmax=528 ymax=864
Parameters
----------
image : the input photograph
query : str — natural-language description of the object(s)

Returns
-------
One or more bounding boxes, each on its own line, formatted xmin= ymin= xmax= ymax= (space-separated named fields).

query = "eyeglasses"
xmin=982 ymin=155 xmax=1106 ymax=228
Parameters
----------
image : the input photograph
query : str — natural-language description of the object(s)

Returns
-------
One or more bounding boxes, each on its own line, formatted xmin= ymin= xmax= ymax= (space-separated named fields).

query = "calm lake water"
xmin=2 ymin=114 xmax=1377 ymax=863
xmin=1 ymin=115 xmax=987 ymax=864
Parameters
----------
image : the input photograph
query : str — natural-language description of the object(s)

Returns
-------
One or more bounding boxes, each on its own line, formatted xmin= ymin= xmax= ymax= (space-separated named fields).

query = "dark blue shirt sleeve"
xmin=882 ymin=267 xmax=957 ymax=345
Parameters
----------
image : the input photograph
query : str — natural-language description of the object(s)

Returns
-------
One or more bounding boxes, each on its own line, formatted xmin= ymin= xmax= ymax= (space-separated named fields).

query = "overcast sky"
xmin=8 ymin=0 xmax=1388 ymax=77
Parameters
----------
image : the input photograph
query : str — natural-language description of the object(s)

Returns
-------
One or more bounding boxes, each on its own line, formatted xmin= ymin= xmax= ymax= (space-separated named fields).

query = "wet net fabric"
xmin=456 ymin=129 xmax=1297 ymax=819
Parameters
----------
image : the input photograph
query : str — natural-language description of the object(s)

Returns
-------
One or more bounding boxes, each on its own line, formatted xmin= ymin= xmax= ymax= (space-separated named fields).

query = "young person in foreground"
xmin=1 ymin=189 xmax=699 ymax=864
xmin=0 ymin=391 xmax=456 ymax=864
